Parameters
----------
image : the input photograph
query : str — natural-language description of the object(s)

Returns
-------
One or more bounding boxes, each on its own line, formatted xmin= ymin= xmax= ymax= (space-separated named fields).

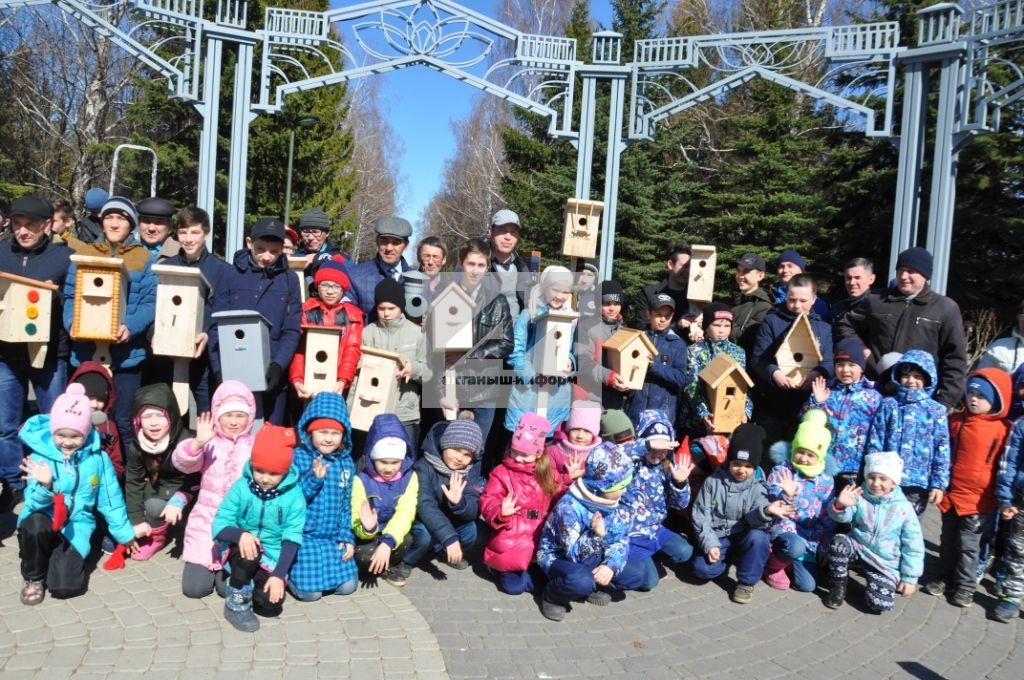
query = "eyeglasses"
xmin=318 ymin=282 xmax=343 ymax=291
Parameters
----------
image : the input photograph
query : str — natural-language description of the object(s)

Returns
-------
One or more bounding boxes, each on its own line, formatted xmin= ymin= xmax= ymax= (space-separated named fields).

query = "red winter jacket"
xmin=69 ymin=362 xmax=123 ymax=480
xmin=288 ymin=297 xmax=364 ymax=390
xmin=479 ymin=457 xmax=553 ymax=572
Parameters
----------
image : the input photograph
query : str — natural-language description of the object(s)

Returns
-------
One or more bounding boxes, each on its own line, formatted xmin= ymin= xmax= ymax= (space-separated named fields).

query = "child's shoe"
xmin=951 ymin=586 xmax=974 ymax=608
xmin=586 ymin=590 xmax=611 ymax=606
xmin=991 ymin=598 xmax=1021 ymax=623
xmin=20 ymin=580 xmax=45 ymax=606
xmin=823 ymin=575 xmax=847 ymax=609
xmin=541 ymin=598 xmax=568 ymax=622
xmin=731 ymin=583 xmax=755 ymax=604
xmin=131 ymin=525 xmax=168 ymax=561
xmin=383 ymin=562 xmax=412 ymax=587
xmin=100 ymin=535 xmax=116 ymax=555
xmin=922 ymin=579 xmax=948 ymax=597
xmin=448 ymin=558 xmax=470 ymax=571
xmin=224 ymin=584 xmax=260 ymax=632
xmin=763 ymin=554 xmax=791 ymax=590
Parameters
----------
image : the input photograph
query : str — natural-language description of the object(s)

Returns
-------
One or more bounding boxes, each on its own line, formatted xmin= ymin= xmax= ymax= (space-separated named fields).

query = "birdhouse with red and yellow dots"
xmin=69 ymin=255 xmax=128 ymax=342
xmin=0 ymin=271 xmax=58 ymax=368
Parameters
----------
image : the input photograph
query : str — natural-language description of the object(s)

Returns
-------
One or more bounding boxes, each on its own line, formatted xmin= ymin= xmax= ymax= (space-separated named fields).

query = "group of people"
xmin=1 ymin=192 xmax=1023 ymax=630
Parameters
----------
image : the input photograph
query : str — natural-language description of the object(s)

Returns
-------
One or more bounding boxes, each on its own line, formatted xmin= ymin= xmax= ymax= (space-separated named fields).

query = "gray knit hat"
xmin=299 ymin=207 xmax=330 ymax=231
xmin=439 ymin=418 xmax=483 ymax=456
xmin=100 ymin=196 xmax=138 ymax=231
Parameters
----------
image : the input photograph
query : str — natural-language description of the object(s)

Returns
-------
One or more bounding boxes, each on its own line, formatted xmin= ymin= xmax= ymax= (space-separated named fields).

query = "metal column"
xmin=889 ymin=60 xmax=927 ymax=277
xmin=196 ymin=37 xmax=223 ymax=249
xmin=574 ymin=76 xmax=598 ymax=199
xmin=225 ymin=40 xmax=256 ymax=258
xmin=599 ymin=73 xmax=626 ymax=279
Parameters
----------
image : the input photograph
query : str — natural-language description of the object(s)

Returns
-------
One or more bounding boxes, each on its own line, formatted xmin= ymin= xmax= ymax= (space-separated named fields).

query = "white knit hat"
xmin=370 ymin=436 xmax=407 ymax=461
xmin=863 ymin=451 xmax=903 ymax=486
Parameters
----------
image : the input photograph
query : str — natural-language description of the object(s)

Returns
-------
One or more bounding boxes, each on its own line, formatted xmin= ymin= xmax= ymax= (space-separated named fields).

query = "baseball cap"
xmin=251 ymin=217 xmax=286 ymax=241
xmin=648 ymin=292 xmax=676 ymax=311
xmin=737 ymin=253 xmax=766 ymax=271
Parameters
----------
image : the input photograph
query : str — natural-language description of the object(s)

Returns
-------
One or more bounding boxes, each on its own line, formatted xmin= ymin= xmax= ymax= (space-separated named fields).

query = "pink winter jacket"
xmin=479 ymin=458 xmax=553 ymax=572
xmin=543 ymin=426 xmax=604 ymax=501
xmin=171 ymin=381 xmax=256 ymax=570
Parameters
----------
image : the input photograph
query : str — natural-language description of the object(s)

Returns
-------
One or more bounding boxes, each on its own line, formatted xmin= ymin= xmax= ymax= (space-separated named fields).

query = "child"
xmin=579 ymin=280 xmax=627 ymax=409
xmin=289 ymin=256 xmax=364 ymax=400
xmin=542 ymin=400 xmax=605 ymax=499
xmin=685 ymin=303 xmax=751 ymax=435
xmin=536 ymin=443 xmax=638 ymax=621
xmin=288 ymin=392 xmax=359 ymax=600
xmin=574 ymin=261 xmax=599 ymax=328
xmin=866 ymin=349 xmax=951 ymax=515
xmin=730 ymin=252 xmax=773 ymax=357
xmin=922 ymin=369 xmax=1011 ymax=607
xmin=764 ymin=410 xmax=835 ymax=592
xmin=994 ymin=411 xmax=1024 ymax=621
xmin=212 ymin=424 xmax=306 ymax=632
xmin=618 ymin=410 xmax=695 ymax=591
xmin=352 ymin=414 xmax=419 ymax=586
xmin=124 ymin=384 xmax=197 ymax=561
xmin=210 ymin=217 xmax=301 ymax=424
xmin=805 ymin=337 xmax=881 ymax=490
xmin=480 ymin=412 xmax=554 ymax=595
xmin=172 ymin=381 xmax=256 ymax=599
xmin=691 ymin=423 xmax=794 ymax=603
xmin=69 ymin=362 xmax=122 ymax=479
xmin=16 ymin=384 xmax=136 ymax=603
xmin=600 ymin=409 xmax=636 ymax=447
xmin=400 ymin=416 xmax=485 ymax=578
xmin=624 ymin=291 xmax=689 ymax=432
xmin=824 ymin=451 xmax=924 ymax=613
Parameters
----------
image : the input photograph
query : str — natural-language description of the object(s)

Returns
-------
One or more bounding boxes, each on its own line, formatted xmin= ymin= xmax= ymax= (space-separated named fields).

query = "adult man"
xmin=76 ymin=187 xmax=107 ymax=244
xmin=295 ymin=207 xmax=344 ymax=272
xmin=730 ymin=252 xmax=773 ymax=356
xmin=837 ymin=247 xmax=967 ymax=409
xmin=632 ymin=242 xmax=691 ymax=332
xmin=136 ymin=196 xmax=180 ymax=262
xmin=347 ymin=216 xmax=413 ymax=320
xmin=831 ymin=257 xmax=877 ymax=332
xmin=0 ymin=197 xmax=72 ymax=513
xmin=488 ymin=209 xmax=535 ymax=318
xmin=417 ymin=236 xmax=448 ymax=295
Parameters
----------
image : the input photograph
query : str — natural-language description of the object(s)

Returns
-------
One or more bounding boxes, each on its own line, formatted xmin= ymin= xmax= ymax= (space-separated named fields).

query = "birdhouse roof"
xmin=427 ymin=283 xmax=476 ymax=315
xmin=151 ymin=263 xmax=211 ymax=289
xmin=564 ymin=198 xmax=604 ymax=216
xmin=603 ymin=327 xmax=657 ymax=356
xmin=70 ymin=254 xmax=128 ymax=276
xmin=698 ymin=352 xmax=754 ymax=390
xmin=0 ymin=271 xmax=58 ymax=291
xmin=359 ymin=344 xmax=405 ymax=367
xmin=212 ymin=310 xmax=271 ymax=327
xmin=301 ymin=324 xmax=342 ymax=334
xmin=778 ymin=313 xmax=823 ymax=361
xmin=691 ymin=244 xmax=716 ymax=257
xmin=287 ymin=257 xmax=308 ymax=272
xmin=535 ymin=309 xmax=579 ymax=324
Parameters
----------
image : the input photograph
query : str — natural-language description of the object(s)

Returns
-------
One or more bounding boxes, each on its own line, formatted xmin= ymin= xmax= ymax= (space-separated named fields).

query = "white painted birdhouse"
xmin=561 ymin=198 xmax=604 ymax=259
xmin=0 ymin=272 xmax=58 ymax=368
xmin=698 ymin=353 xmax=754 ymax=434
xmin=69 ymin=255 xmax=128 ymax=341
xmin=688 ymin=244 xmax=717 ymax=303
xmin=288 ymin=257 xmax=308 ymax=303
xmin=348 ymin=345 xmax=404 ymax=431
xmin=427 ymin=283 xmax=476 ymax=352
xmin=151 ymin=264 xmax=210 ymax=359
xmin=534 ymin=309 xmax=579 ymax=376
xmin=775 ymin=313 xmax=824 ymax=384
xmin=303 ymin=325 xmax=341 ymax=395
xmin=213 ymin=310 xmax=271 ymax=392
xmin=602 ymin=327 xmax=657 ymax=391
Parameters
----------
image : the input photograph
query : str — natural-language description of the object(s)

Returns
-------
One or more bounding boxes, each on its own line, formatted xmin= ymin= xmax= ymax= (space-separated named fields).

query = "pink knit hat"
xmin=510 ymin=412 xmax=550 ymax=457
xmin=566 ymin=400 xmax=602 ymax=438
xmin=49 ymin=384 xmax=94 ymax=437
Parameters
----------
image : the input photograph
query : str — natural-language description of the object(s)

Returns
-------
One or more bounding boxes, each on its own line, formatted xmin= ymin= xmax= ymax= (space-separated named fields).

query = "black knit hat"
xmin=73 ymin=372 xmax=110 ymax=405
xmin=600 ymin=280 xmax=624 ymax=303
xmin=374 ymin=278 xmax=406 ymax=314
xmin=728 ymin=423 xmax=765 ymax=468
xmin=701 ymin=302 xmax=733 ymax=330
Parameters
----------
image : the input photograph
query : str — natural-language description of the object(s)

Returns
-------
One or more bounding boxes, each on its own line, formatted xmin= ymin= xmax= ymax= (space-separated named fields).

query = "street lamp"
xmin=284 ymin=115 xmax=319 ymax=225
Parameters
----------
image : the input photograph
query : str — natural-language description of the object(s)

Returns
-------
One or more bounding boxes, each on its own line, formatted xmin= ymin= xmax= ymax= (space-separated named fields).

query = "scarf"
xmin=248 ymin=478 xmax=285 ymax=501
xmin=136 ymin=434 xmax=170 ymax=455
xmin=791 ymin=455 xmax=824 ymax=479
xmin=423 ymin=449 xmax=466 ymax=480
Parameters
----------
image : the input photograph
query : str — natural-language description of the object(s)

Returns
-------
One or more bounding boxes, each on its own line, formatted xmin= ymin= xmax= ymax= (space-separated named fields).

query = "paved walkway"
xmin=1 ymin=510 xmax=1022 ymax=678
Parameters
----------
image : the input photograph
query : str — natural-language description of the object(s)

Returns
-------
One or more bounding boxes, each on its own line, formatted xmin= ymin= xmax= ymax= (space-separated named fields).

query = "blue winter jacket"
xmin=996 ymin=418 xmax=1024 ymax=508
xmin=356 ymin=414 xmax=417 ymax=547
xmin=829 ymin=484 xmax=924 ymax=585
xmin=0 ymin=235 xmax=72 ymax=362
xmin=866 ymin=349 xmax=951 ymax=491
xmin=504 ymin=304 xmax=577 ymax=436
xmin=415 ymin=421 xmax=485 ymax=548
xmin=803 ymin=377 xmax=882 ymax=475
xmin=536 ymin=479 xmax=631 ymax=576
xmin=752 ymin=304 xmax=834 ymax=417
xmin=209 ymin=249 xmax=302 ymax=374
xmin=17 ymin=415 xmax=135 ymax=558
xmin=624 ymin=327 xmax=689 ymax=430
xmin=161 ymin=249 xmax=230 ymax=332
xmin=346 ymin=256 xmax=412 ymax=321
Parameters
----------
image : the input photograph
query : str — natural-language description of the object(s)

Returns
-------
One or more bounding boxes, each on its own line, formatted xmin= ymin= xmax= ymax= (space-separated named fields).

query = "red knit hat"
xmin=307 ymin=417 xmax=344 ymax=433
xmin=251 ymin=424 xmax=297 ymax=474
xmin=314 ymin=257 xmax=350 ymax=291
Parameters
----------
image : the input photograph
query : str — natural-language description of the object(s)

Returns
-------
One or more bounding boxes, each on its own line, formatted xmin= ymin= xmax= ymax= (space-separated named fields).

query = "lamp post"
xmin=284 ymin=115 xmax=319 ymax=225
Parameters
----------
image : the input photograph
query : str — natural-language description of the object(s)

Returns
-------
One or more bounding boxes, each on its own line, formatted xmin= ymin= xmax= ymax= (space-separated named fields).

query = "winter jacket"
xmin=997 ymin=418 xmax=1024 ymax=508
xmin=17 ymin=415 xmax=135 ymax=558
xmin=124 ymin=384 xmax=198 ymax=524
xmin=358 ymin=314 xmax=429 ymax=423
xmin=536 ymin=479 xmax=630 ymax=575
xmin=577 ymin=314 xmax=626 ymax=408
xmin=288 ymin=296 xmax=365 ymax=390
xmin=730 ymin=287 xmax=774 ymax=356
xmin=75 ymin=214 xmax=103 ymax=244
xmin=63 ymin=237 xmax=156 ymax=369
xmin=829 ymin=485 xmax=924 ymax=585
xmin=347 ymin=256 xmax=412 ymax=320
xmin=771 ymin=282 xmax=832 ymax=322
xmin=977 ymin=328 xmax=1024 ymax=375
xmin=68 ymin=362 xmax=122 ymax=479
xmin=766 ymin=458 xmax=835 ymax=556
xmin=837 ymin=285 xmax=967 ymax=408
xmin=0 ymin=234 xmax=72 ymax=362
xmin=866 ymin=350 xmax=951 ymax=491
xmin=685 ymin=338 xmax=752 ymax=432
xmin=161 ymin=248 xmax=230 ymax=332
xmin=415 ymin=421 xmax=485 ymax=548
xmin=504 ymin=304 xmax=576 ymax=435
xmin=489 ymin=250 xmax=535 ymax=319
xmin=209 ymin=249 xmax=302 ymax=376
xmin=480 ymin=457 xmax=553 ymax=572
xmin=803 ymin=377 xmax=882 ymax=475
xmin=751 ymin=304 xmax=834 ymax=419
xmin=212 ymin=462 xmax=306 ymax=576
xmin=830 ymin=292 xmax=871 ymax=340
xmin=691 ymin=466 xmax=773 ymax=553
xmin=172 ymin=381 xmax=256 ymax=570
xmin=352 ymin=414 xmax=419 ymax=548
xmin=290 ymin=392 xmax=358 ymax=592
xmin=624 ymin=327 xmax=690 ymax=430
xmin=939 ymin=368 xmax=1012 ymax=516
xmin=543 ymin=426 xmax=607 ymax=499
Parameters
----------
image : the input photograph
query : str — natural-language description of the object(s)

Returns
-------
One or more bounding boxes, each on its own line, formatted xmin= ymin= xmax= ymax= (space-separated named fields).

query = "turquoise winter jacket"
xmin=17 ymin=415 xmax=135 ymax=558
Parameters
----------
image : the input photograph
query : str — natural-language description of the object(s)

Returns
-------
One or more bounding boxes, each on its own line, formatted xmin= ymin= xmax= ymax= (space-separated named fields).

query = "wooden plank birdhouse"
xmin=302 ymin=325 xmax=341 ymax=395
xmin=534 ymin=309 xmax=579 ymax=376
xmin=688 ymin=245 xmax=717 ymax=302
xmin=69 ymin=255 xmax=128 ymax=366
xmin=602 ymin=328 xmax=657 ymax=391
xmin=151 ymin=265 xmax=210 ymax=359
xmin=775 ymin=313 xmax=823 ymax=385
xmin=288 ymin=257 xmax=308 ymax=303
xmin=427 ymin=283 xmax=476 ymax=352
xmin=348 ymin=345 xmax=405 ymax=431
xmin=698 ymin=353 xmax=754 ymax=434
xmin=212 ymin=310 xmax=271 ymax=392
xmin=561 ymin=198 xmax=604 ymax=259
xmin=0 ymin=271 xmax=58 ymax=369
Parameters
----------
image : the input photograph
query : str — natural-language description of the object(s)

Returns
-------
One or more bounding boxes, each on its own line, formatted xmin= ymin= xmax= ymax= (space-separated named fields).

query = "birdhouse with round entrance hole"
xmin=688 ymin=245 xmax=716 ymax=302
xmin=602 ymin=327 xmax=657 ymax=391
xmin=775 ymin=313 xmax=823 ymax=385
xmin=561 ymin=198 xmax=603 ymax=259
xmin=698 ymin=353 xmax=754 ymax=434
xmin=151 ymin=264 xmax=210 ymax=359
xmin=534 ymin=309 xmax=578 ymax=376
xmin=427 ymin=283 xmax=476 ymax=352
xmin=348 ymin=345 xmax=405 ymax=431
xmin=212 ymin=310 xmax=272 ymax=392
xmin=302 ymin=325 xmax=341 ymax=395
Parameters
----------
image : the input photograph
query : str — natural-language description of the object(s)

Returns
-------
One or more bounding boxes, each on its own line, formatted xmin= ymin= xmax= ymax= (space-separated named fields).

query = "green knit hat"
xmin=600 ymin=409 xmax=634 ymax=444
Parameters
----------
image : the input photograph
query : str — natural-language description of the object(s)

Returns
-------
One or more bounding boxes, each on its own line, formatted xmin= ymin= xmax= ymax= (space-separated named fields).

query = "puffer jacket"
xmin=751 ymin=304 xmax=834 ymax=419
xmin=977 ymin=327 xmax=1024 ymax=375
xmin=543 ymin=425 xmax=607 ymax=500
xmin=288 ymin=295 xmax=364 ymax=390
xmin=685 ymin=338 xmax=752 ymax=431
xmin=803 ymin=377 xmax=882 ymax=475
xmin=17 ymin=415 xmax=135 ymax=558
xmin=577 ymin=313 xmax=625 ymax=408
xmin=172 ymin=381 xmax=256 ymax=570
xmin=940 ymin=368 xmax=1012 ymax=516
xmin=730 ymin=286 xmax=774 ymax=356
xmin=829 ymin=484 xmax=924 ymax=585
xmin=624 ymin=326 xmax=689 ymax=431
xmin=359 ymin=314 xmax=429 ymax=423
xmin=352 ymin=414 xmax=418 ymax=547
xmin=68 ymin=362 xmax=122 ymax=479
xmin=766 ymin=453 xmax=835 ymax=556
xmin=536 ymin=478 xmax=631 ymax=575
xmin=997 ymin=418 xmax=1024 ymax=508
xmin=504 ymin=304 xmax=577 ymax=435
xmin=415 ymin=421 xmax=485 ymax=548
xmin=866 ymin=350 xmax=951 ymax=491
xmin=691 ymin=466 xmax=772 ymax=553
xmin=480 ymin=456 xmax=553 ymax=572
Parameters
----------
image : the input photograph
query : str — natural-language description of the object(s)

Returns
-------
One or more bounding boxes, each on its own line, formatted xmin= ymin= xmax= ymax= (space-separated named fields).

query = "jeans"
xmin=628 ymin=527 xmax=695 ymax=590
xmin=288 ymin=577 xmax=358 ymax=601
xmin=112 ymin=368 xmax=142 ymax=455
xmin=771 ymin=532 xmax=819 ymax=592
xmin=692 ymin=528 xmax=771 ymax=586
xmin=497 ymin=569 xmax=535 ymax=595
xmin=403 ymin=520 xmax=477 ymax=566
xmin=0 ymin=357 xmax=67 ymax=488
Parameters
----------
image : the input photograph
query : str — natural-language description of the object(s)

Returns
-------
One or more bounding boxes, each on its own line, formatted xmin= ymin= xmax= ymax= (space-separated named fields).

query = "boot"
xmin=224 ymin=584 xmax=260 ymax=632
xmin=131 ymin=524 xmax=168 ymax=561
xmin=823 ymin=573 xmax=847 ymax=609
xmin=763 ymin=554 xmax=791 ymax=590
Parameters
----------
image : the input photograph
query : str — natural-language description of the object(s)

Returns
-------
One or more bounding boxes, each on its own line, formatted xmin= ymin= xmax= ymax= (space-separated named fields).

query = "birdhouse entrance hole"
xmin=371 ymin=377 xmax=379 ymax=387
xmin=631 ymin=349 xmax=640 ymax=359
xmin=577 ymin=217 xmax=587 ymax=227
xmin=93 ymin=277 xmax=103 ymax=288
xmin=234 ymin=329 xmax=245 ymax=340
xmin=315 ymin=351 xmax=328 ymax=363
xmin=793 ymin=352 xmax=804 ymax=362
xmin=172 ymin=295 xmax=182 ymax=306
xmin=726 ymin=386 xmax=736 ymax=396
xmin=448 ymin=306 xmax=458 ymax=315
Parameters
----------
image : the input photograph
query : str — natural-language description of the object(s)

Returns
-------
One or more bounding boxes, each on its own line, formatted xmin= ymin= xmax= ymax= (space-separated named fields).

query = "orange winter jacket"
xmin=288 ymin=297 xmax=364 ymax=390
xmin=940 ymin=368 xmax=1012 ymax=516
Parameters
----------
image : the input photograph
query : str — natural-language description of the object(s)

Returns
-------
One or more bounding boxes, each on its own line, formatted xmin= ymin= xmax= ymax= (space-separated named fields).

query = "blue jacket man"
xmin=346 ymin=216 xmax=413 ymax=321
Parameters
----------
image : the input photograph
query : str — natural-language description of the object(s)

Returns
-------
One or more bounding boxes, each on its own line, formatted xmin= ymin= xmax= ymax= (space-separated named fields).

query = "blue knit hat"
xmin=100 ymin=196 xmax=138 ymax=231
xmin=966 ymin=376 xmax=998 ymax=410
xmin=834 ymin=338 xmax=867 ymax=371
xmin=584 ymin=443 xmax=634 ymax=494
xmin=777 ymin=249 xmax=806 ymax=271
xmin=84 ymin=187 xmax=108 ymax=211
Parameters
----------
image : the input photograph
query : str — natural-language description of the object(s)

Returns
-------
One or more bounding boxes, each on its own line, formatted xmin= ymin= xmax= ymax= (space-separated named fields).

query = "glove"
xmin=265 ymin=362 xmax=283 ymax=392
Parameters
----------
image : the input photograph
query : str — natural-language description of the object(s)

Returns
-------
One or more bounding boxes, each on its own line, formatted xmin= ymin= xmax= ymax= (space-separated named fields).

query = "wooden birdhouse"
xmin=688 ymin=244 xmax=717 ymax=302
xmin=775 ymin=313 xmax=823 ymax=384
xmin=602 ymin=327 xmax=657 ymax=390
xmin=69 ymin=255 xmax=127 ymax=342
xmin=0 ymin=271 xmax=58 ymax=368
xmin=288 ymin=257 xmax=308 ymax=303
xmin=151 ymin=265 xmax=210 ymax=359
xmin=212 ymin=310 xmax=271 ymax=392
xmin=698 ymin=353 xmax=754 ymax=434
xmin=348 ymin=345 xmax=404 ymax=431
xmin=302 ymin=325 xmax=341 ymax=395
xmin=561 ymin=198 xmax=604 ymax=259
xmin=534 ymin=309 xmax=579 ymax=376
xmin=402 ymin=270 xmax=430 ymax=321
xmin=427 ymin=283 xmax=476 ymax=352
